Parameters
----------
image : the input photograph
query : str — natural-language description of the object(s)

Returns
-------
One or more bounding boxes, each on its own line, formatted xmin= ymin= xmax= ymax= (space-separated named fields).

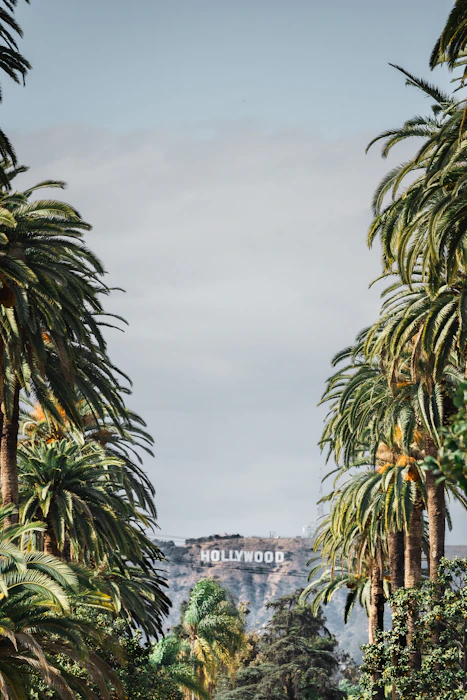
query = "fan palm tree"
xmin=151 ymin=635 xmax=210 ymax=700
xmin=182 ymin=579 xmax=245 ymax=699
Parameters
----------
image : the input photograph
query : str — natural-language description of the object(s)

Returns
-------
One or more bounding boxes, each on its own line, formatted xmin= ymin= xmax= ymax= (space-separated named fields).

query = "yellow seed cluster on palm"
xmin=405 ymin=466 xmax=419 ymax=482
xmin=396 ymin=455 xmax=416 ymax=467
xmin=396 ymin=455 xmax=419 ymax=481
xmin=31 ymin=404 xmax=47 ymax=423
xmin=377 ymin=463 xmax=392 ymax=474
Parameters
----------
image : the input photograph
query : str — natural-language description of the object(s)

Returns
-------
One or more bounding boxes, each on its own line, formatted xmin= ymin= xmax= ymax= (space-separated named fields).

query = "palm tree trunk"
xmin=1 ymin=381 xmax=20 ymax=525
xmin=369 ymin=551 xmax=385 ymax=700
xmin=388 ymin=531 xmax=405 ymax=700
xmin=425 ymin=437 xmax=445 ymax=656
xmin=404 ymin=496 xmax=422 ymax=588
xmin=369 ymin=554 xmax=385 ymax=643
xmin=405 ymin=495 xmax=423 ymax=669
xmin=425 ymin=436 xmax=445 ymax=581
xmin=44 ymin=528 xmax=60 ymax=557
xmin=388 ymin=531 xmax=404 ymax=592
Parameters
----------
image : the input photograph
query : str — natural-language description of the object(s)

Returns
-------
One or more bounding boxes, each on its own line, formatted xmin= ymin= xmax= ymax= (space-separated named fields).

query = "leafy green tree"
xmin=361 ymin=558 xmax=467 ymax=700
xmin=214 ymin=591 xmax=344 ymax=700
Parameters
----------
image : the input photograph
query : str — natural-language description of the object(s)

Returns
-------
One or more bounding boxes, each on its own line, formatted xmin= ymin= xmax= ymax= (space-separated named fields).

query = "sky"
xmin=3 ymin=0 xmax=466 ymax=544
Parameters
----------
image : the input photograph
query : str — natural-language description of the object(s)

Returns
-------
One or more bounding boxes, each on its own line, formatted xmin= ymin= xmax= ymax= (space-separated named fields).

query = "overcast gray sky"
xmin=4 ymin=0 xmax=465 ymax=543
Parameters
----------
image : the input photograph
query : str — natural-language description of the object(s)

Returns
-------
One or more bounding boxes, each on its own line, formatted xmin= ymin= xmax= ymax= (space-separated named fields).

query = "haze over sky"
xmin=4 ymin=0 xmax=465 ymax=543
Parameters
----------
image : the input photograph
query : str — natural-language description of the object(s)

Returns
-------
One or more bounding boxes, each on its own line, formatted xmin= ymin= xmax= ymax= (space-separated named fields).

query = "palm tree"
xmin=431 ymin=0 xmax=467 ymax=69
xmin=319 ymin=334 xmax=429 ymax=587
xmin=182 ymin=579 xmax=245 ymax=699
xmin=0 ymin=503 xmax=124 ymax=699
xmin=364 ymin=275 xmax=467 ymax=580
xmin=366 ymin=67 xmax=458 ymax=288
xmin=98 ymin=560 xmax=171 ymax=639
xmin=0 ymin=166 xmax=129 ymax=522
xmin=18 ymin=438 xmax=135 ymax=558
xmin=18 ymin=437 xmax=171 ymax=638
xmin=307 ymin=462 xmax=422 ymax=639
xmin=364 ymin=74 xmax=467 ymax=580
xmin=21 ymin=398 xmax=158 ymax=520
xmin=0 ymin=2 xmax=32 ymax=183
xmin=150 ymin=635 xmax=210 ymax=700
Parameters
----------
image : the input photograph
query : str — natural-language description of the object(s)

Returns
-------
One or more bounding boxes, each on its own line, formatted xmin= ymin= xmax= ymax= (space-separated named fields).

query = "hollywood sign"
xmin=200 ymin=549 xmax=285 ymax=564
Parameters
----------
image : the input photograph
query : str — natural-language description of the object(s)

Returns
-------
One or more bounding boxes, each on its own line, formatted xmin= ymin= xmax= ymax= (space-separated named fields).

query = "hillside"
xmin=156 ymin=535 xmax=369 ymax=660
xmin=156 ymin=536 xmax=467 ymax=662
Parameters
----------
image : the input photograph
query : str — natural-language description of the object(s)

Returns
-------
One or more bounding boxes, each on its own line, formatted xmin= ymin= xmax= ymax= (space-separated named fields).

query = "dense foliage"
xmin=361 ymin=559 xmax=467 ymax=699
xmin=214 ymin=591 xmax=344 ymax=700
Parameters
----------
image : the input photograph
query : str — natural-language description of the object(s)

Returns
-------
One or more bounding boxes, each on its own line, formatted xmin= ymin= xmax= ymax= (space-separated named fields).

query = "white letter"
xmin=200 ymin=550 xmax=210 ymax=563
xmin=243 ymin=551 xmax=253 ymax=562
xmin=211 ymin=550 xmax=220 ymax=562
xmin=264 ymin=551 xmax=274 ymax=564
xmin=275 ymin=551 xmax=285 ymax=564
xmin=234 ymin=551 xmax=243 ymax=561
xmin=228 ymin=551 xmax=234 ymax=561
xmin=254 ymin=551 xmax=264 ymax=563
xmin=221 ymin=550 xmax=227 ymax=561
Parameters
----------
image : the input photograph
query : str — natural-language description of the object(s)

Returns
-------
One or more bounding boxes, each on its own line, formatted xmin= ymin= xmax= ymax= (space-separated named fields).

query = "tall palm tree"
xmin=364 ymin=275 xmax=467 ymax=579
xmin=364 ymin=73 xmax=467 ymax=580
xmin=0 ymin=166 xmax=129 ymax=522
xmin=182 ymin=579 xmax=245 ymax=699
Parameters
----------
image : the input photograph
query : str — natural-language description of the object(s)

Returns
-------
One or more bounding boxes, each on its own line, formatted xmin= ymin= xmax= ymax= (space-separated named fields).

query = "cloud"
xmin=13 ymin=120 xmax=463 ymax=543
